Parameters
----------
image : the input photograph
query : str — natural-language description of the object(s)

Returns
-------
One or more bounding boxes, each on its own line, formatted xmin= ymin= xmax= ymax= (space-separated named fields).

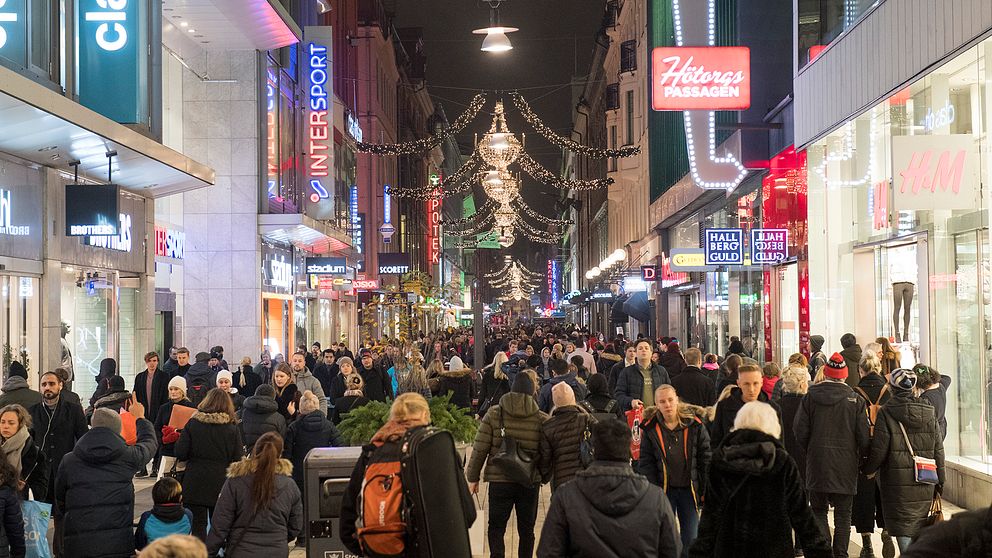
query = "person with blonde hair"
xmin=852 ymin=350 xmax=895 ymax=555
xmin=396 ymin=352 xmax=432 ymax=399
xmin=779 ymin=366 xmax=809 ymax=481
xmin=479 ymin=351 xmax=511 ymax=418
xmin=691 ymin=401 xmax=829 ymax=557
xmin=139 ymin=534 xmax=207 ymax=558
xmin=284 ymin=391 xmax=342 ymax=493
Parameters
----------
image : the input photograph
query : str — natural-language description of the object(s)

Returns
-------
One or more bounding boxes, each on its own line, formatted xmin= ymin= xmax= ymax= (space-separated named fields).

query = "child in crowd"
xmin=135 ymin=477 xmax=194 ymax=550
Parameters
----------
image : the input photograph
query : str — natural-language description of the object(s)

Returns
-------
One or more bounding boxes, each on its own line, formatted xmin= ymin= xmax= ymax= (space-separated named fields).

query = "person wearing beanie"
xmin=237 ymin=383 xmax=286 ymax=451
xmin=215 ymin=370 xmax=245 ymax=411
xmin=328 ymin=356 xmax=356 ymax=403
xmin=808 ymin=335 xmax=827 ymax=377
xmin=55 ymin=397 xmax=158 ymax=558
xmin=89 ymin=357 xmax=118 ymax=408
xmin=539 ymin=382 xmax=596 ymax=490
xmin=864 ymin=368 xmax=945 ymax=552
xmin=467 ymin=372 xmax=548 ymax=558
xmin=91 ymin=375 xmax=132 ymax=422
xmin=794 ymin=352 xmax=870 ymax=556
xmin=331 ymin=374 xmax=370 ymax=425
xmin=155 ymin=376 xmax=196 ymax=479
xmin=839 ymin=333 xmax=863 ymax=389
xmin=183 ymin=352 xmax=217 ymax=407
xmin=284 ymin=390 xmax=343 ymax=493
xmin=0 ymin=361 xmax=41 ymax=410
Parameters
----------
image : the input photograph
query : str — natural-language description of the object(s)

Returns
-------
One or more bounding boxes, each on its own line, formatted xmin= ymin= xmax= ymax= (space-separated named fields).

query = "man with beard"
xmin=291 ymin=351 xmax=327 ymax=414
xmin=30 ymin=371 xmax=88 ymax=503
xmin=356 ymin=349 xmax=392 ymax=402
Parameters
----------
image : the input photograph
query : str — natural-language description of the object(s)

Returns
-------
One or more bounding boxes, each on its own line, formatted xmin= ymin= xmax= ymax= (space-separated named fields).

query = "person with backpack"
xmin=340 ymin=393 xmax=476 ymax=557
xmin=238 ymin=384 xmax=287 ymax=452
xmin=579 ymin=374 xmax=624 ymax=422
xmin=639 ymin=385 xmax=710 ymax=557
xmin=184 ymin=352 xmax=216 ymax=407
xmin=538 ymin=383 xmax=596 ymax=491
xmin=808 ymin=335 xmax=828 ymax=378
xmin=466 ymin=374 xmax=548 ymax=558
xmin=852 ymin=352 xmax=894 ymax=557
xmin=670 ymin=348 xmax=716 ymax=408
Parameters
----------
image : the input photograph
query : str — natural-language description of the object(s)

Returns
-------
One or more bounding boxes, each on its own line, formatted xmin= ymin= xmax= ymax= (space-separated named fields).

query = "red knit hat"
xmin=824 ymin=352 xmax=848 ymax=379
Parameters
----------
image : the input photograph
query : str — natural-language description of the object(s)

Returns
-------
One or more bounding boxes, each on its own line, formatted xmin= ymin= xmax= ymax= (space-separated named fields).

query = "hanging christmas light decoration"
xmin=357 ymin=93 xmax=489 ymax=155
xmin=477 ymin=101 xmax=524 ymax=170
xmin=517 ymin=152 xmax=613 ymax=190
xmin=510 ymin=91 xmax=640 ymax=158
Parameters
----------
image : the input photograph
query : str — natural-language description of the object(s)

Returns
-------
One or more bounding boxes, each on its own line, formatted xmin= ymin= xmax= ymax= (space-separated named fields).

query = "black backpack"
xmin=188 ymin=376 xmax=210 ymax=406
xmin=579 ymin=399 xmax=620 ymax=424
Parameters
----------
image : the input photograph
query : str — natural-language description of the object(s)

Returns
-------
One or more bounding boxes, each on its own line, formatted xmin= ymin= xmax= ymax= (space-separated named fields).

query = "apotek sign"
xmin=651 ymin=47 xmax=750 ymax=110
xmin=305 ymin=27 xmax=333 ymax=213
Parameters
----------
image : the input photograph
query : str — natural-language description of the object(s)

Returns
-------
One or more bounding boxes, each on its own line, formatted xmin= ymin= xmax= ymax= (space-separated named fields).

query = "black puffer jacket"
xmin=284 ymin=410 xmax=343 ymax=490
xmin=538 ymin=406 xmax=595 ymax=490
xmin=794 ymin=381 xmax=871 ymax=495
xmin=466 ymin=392 xmax=548 ymax=484
xmin=690 ymin=429 xmax=831 ymax=558
xmin=536 ymin=461 xmax=681 ymax=558
xmin=671 ymin=366 xmax=717 ymax=408
xmin=0 ymin=485 xmax=22 ymax=558
xmin=477 ymin=366 xmax=510 ymax=418
xmin=437 ymin=367 xmax=476 ymax=411
xmin=206 ymin=458 xmax=302 ymax=557
xmin=175 ymin=411 xmax=244 ymax=508
xmin=54 ymin=419 xmax=157 ymax=558
xmin=779 ymin=393 xmax=806 ymax=482
xmin=238 ymin=395 xmax=287 ymax=450
xmin=639 ymin=408 xmax=711 ymax=502
xmin=863 ymin=394 xmax=945 ymax=538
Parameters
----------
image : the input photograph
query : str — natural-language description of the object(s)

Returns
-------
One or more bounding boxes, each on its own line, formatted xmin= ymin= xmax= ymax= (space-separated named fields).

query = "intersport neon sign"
xmin=307 ymin=41 xmax=331 ymax=204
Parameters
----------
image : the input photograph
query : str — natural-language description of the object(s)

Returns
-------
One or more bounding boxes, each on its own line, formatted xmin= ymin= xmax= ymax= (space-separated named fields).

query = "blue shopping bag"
xmin=21 ymin=500 xmax=52 ymax=558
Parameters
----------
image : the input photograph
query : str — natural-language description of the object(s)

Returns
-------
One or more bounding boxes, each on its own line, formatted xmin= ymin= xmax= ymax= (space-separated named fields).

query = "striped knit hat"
xmin=890 ymin=368 xmax=917 ymax=392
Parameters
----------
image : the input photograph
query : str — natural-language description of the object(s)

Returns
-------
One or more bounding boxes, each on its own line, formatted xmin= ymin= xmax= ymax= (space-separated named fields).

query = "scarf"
xmin=2 ymin=427 xmax=29 ymax=475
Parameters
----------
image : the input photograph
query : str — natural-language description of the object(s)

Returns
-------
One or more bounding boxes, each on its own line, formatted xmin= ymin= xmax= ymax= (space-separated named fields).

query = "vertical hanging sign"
xmin=304 ymin=26 xmax=335 ymax=219
xmin=427 ymin=173 xmax=442 ymax=267
xmin=0 ymin=0 xmax=26 ymax=67
xmin=77 ymin=0 xmax=148 ymax=123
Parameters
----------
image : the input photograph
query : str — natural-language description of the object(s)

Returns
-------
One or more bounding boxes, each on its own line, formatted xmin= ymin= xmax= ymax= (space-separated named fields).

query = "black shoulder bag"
xmin=489 ymin=408 xmax=538 ymax=486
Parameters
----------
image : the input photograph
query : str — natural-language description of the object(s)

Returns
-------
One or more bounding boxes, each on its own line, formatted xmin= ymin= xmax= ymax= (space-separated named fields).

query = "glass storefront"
xmin=0 ymin=275 xmax=39 ymax=382
xmin=807 ymin=37 xmax=992 ymax=467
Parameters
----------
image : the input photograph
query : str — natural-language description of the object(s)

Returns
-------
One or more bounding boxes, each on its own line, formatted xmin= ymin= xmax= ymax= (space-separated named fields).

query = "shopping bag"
xmin=120 ymin=410 xmax=138 ymax=446
xmin=626 ymin=407 xmax=643 ymax=460
xmin=22 ymin=500 xmax=52 ymax=558
xmin=468 ymin=494 xmax=487 ymax=557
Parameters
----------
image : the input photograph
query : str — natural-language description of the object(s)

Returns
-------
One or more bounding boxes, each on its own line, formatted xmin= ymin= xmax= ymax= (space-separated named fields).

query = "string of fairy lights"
xmin=356 ymin=91 xmax=639 ymax=248
xmin=487 ymin=259 xmax=543 ymax=301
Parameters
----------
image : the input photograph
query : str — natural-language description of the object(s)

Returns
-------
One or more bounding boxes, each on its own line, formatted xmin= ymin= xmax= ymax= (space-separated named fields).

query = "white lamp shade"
xmin=481 ymin=30 xmax=513 ymax=52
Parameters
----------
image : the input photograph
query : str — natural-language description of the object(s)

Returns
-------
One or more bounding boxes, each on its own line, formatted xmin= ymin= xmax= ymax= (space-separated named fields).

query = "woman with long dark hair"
xmin=175 ymin=388 xmax=244 ymax=541
xmin=0 ymin=404 xmax=45 ymax=500
xmin=207 ymin=431 xmax=302 ymax=556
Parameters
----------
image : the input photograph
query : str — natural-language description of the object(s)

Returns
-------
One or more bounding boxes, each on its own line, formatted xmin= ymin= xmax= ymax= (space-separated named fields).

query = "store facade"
xmin=803 ymin=34 xmax=992 ymax=504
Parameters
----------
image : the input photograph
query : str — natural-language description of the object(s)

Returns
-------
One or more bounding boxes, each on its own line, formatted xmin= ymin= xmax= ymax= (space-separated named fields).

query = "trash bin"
xmin=304 ymin=446 xmax=364 ymax=558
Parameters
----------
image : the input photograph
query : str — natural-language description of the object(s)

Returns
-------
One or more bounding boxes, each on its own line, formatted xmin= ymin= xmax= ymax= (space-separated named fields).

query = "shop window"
xmin=264 ymin=60 xmax=301 ymax=214
xmin=61 ymin=269 xmax=114 ymax=400
xmin=0 ymin=276 xmax=40 ymax=384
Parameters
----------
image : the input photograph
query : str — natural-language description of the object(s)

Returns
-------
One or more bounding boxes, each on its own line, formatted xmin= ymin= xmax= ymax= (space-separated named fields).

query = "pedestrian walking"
xmin=438 ymin=355 xmax=475 ymax=411
xmin=538 ymin=383 xmax=596 ymax=490
xmin=852 ymin=351 xmax=894 ymax=557
xmin=89 ymin=357 xmax=118 ymax=408
xmin=537 ymin=358 xmax=587 ymax=414
xmin=331 ymin=374 xmax=370 ymax=425
xmin=356 ymin=349 xmax=393 ymax=402
xmin=396 ymin=352 xmax=432 ymax=399
xmin=238 ymin=384 xmax=286 ymax=451
xmin=0 ymin=404 xmax=45 ymax=500
xmin=710 ymin=364 xmax=782 ymax=448
xmin=839 ymin=334 xmax=863 ymax=389
xmin=579 ymin=373 xmax=624 ymax=422
xmin=216 ymin=370 xmax=245 ymax=411
xmin=155 ymin=376 xmax=196 ymax=479
xmin=29 ymin=371 xmax=87 ymax=504
xmin=0 ymin=362 xmax=40 ymax=410
xmin=0 ymin=453 xmax=23 ymax=558
xmin=283 ymin=391 xmax=343 ymax=492
xmin=671 ymin=348 xmax=717 ymax=408
xmin=615 ymin=339 xmax=671 ymax=411
xmin=135 ymin=351 xmax=170 ymax=477
xmin=272 ymin=363 xmax=299 ymax=423
xmin=254 ymin=352 xmax=274 ymax=386
xmin=914 ymin=364 xmax=951 ymax=441
xmin=134 ymin=477 xmax=194 ymax=550
xmin=290 ymin=351 xmax=327 ymax=415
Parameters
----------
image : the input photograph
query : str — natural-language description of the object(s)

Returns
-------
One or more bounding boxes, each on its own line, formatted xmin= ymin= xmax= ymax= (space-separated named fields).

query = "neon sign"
xmin=270 ymin=257 xmax=292 ymax=290
xmin=87 ymin=213 xmax=132 ymax=252
xmin=921 ymin=102 xmax=955 ymax=133
xmin=427 ymin=197 xmax=441 ymax=266
xmin=307 ymin=41 xmax=331 ymax=204
xmin=154 ymin=226 xmax=184 ymax=260
xmin=547 ymin=259 xmax=560 ymax=309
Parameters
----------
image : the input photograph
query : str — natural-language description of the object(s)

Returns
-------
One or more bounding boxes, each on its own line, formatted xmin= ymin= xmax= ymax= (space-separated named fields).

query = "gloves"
xmin=162 ymin=425 xmax=180 ymax=444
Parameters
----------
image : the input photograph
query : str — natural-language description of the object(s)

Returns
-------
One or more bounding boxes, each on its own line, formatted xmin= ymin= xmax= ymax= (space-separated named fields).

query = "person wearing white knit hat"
xmin=155 ymin=376 xmax=196 ymax=479
xmin=215 ymin=370 xmax=244 ymax=411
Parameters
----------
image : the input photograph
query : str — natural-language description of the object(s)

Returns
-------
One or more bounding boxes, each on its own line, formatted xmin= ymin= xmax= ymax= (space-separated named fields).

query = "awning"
xmin=161 ymin=0 xmax=302 ymax=51
xmin=623 ymin=291 xmax=651 ymax=323
xmin=258 ymin=213 xmax=356 ymax=257
xmin=0 ymin=65 xmax=214 ymax=198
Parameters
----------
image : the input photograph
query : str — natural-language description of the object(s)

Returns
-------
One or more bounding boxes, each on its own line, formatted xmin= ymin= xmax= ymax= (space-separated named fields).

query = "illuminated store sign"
xmin=270 ymin=258 xmax=292 ymax=289
xmin=306 ymin=33 xmax=331 ymax=205
xmin=378 ymin=253 xmax=411 ymax=275
xmin=427 ymin=180 xmax=441 ymax=266
xmin=77 ymin=0 xmax=146 ymax=123
xmin=305 ymin=257 xmax=347 ymax=275
xmin=547 ymin=259 xmax=559 ymax=309
xmin=0 ymin=190 xmax=28 ymax=236
xmin=641 ymin=265 xmax=658 ymax=281
xmin=88 ymin=213 xmax=132 ymax=252
xmin=0 ymin=0 xmax=25 ymax=65
xmin=704 ymin=228 xmax=743 ymax=266
xmin=750 ymin=229 xmax=788 ymax=264
xmin=920 ymin=102 xmax=955 ymax=133
xmin=353 ymin=279 xmax=379 ymax=290
xmin=380 ymin=186 xmax=395 ymax=243
xmin=892 ymin=134 xmax=978 ymax=211
xmin=347 ymin=111 xmax=363 ymax=142
xmin=154 ymin=225 xmax=184 ymax=260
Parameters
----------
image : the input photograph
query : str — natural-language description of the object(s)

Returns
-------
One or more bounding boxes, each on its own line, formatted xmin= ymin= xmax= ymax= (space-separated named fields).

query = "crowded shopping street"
xmin=0 ymin=0 xmax=989 ymax=556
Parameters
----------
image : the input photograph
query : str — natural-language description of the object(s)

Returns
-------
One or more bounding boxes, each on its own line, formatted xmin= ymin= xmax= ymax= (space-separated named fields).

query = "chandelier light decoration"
xmin=477 ymin=101 xmax=524 ymax=170
xmin=488 ymin=259 xmax=542 ymax=301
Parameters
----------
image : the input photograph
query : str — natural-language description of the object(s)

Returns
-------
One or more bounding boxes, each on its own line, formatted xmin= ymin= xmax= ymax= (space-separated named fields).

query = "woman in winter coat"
xmin=234 ymin=357 xmax=261 ymax=397
xmin=438 ymin=356 xmax=475 ymax=411
xmin=852 ymin=352 xmax=894 ymax=556
xmin=89 ymin=357 xmax=118 ymax=407
xmin=331 ymin=374 xmax=370 ymax=425
xmin=238 ymin=384 xmax=287 ymax=451
xmin=272 ymin=363 xmax=299 ymax=423
xmin=216 ymin=370 xmax=245 ymax=411
xmin=207 ymin=432 xmax=302 ymax=557
xmin=478 ymin=352 xmax=510 ymax=419
xmin=283 ymin=391 xmax=343 ymax=492
xmin=876 ymin=337 xmax=901 ymax=376
xmin=395 ymin=352 xmax=432 ymax=399
xmin=0 ymin=454 xmax=23 ymax=557
xmin=88 ymin=375 xmax=131 ymax=422
xmin=0 ymin=404 xmax=46 ymax=500
xmin=638 ymin=385 xmax=710 ymax=556
xmin=863 ymin=369 xmax=945 ymax=552
xmin=154 ymin=376 xmax=197 ymax=479
xmin=690 ymin=401 xmax=831 ymax=558
xmin=175 ymin=388 xmax=244 ymax=541
xmin=466 ymin=373 xmax=548 ymax=558
xmin=778 ymin=366 xmax=809 ymax=483
xmin=915 ymin=364 xmax=951 ymax=441
xmin=538 ymin=383 xmax=596 ymax=490
xmin=659 ymin=342 xmax=687 ymax=379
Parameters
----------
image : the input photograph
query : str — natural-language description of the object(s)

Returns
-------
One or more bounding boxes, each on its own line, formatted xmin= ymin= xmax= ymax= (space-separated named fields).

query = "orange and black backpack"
xmin=357 ymin=436 xmax=409 ymax=557
xmin=855 ymin=384 xmax=889 ymax=436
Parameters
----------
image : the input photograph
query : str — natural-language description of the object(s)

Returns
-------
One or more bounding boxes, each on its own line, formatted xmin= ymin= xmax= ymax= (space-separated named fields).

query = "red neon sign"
xmin=427 ymin=196 xmax=441 ymax=266
xmin=353 ymin=279 xmax=379 ymax=290
xmin=651 ymin=46 xmax=751 ymax=111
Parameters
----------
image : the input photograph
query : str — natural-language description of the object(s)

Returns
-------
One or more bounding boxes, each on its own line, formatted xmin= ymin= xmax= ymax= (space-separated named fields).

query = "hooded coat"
xmin=839 ymin=342 xmax=863 ymax=389
xmin=0 ymin=377 xmax=41 ymax=410
xmin=466 ymin=392 xmax=548 ymax=485
xmin=536 ymin=461 xmax=681 ymax=558
xmin=437 ymin=360 xmax=475 ymax=411
xmin=284 ymin=410 xmax=343 ymax=490
xmin=174 ymin=411 xmax=244 ymax=508
xmin=88 ymin=358 xmax=117 ymax=407
xmin=293 ymin=368 xmax=327 ymax=415
xmin=238 ymin=396 xmax=287 ymax=454
xmin=54 ymin=419 xmax=157 ymax=558
xmin=793 ymin=381 xmax=871 ymax=495
xmin=638 ymin=407 xmax=711 ymax=501
xmin=863 ymin=394 xmax=945 ymax=538
xmin=689 ymin=429 xmax=831 ymax=558
xmin=90 ymin=388 xmax=132 ymax=422
xmin=538 ymin=405 xmax=596 ymax=490
xmin=206 ymin=458 xmax=302 ymax=557
xmin=184 ymin=359 xmax=217 ymax=404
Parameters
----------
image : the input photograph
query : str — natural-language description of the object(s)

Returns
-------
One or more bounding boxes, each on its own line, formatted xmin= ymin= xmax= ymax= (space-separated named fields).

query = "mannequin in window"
xmin=888 ymin=246 xmax=918 ymax=343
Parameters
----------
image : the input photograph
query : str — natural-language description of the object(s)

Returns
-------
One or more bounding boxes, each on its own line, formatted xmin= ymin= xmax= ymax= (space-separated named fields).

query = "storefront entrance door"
xmin=678 ymin=291 xmax=698 ymax=347
xmin=772 ymin=264 xmax=799 ymax=368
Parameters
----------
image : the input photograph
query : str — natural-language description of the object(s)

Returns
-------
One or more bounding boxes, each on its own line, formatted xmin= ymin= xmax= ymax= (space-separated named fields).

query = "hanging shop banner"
xmin=891 ymin=134 xmax=979 ymax=211
xmin=378 ymin=253 xmax=411 ymax=275
xmin=750 ymin=228 xmax=789 ymax=264
xmin=65 ymin=184 xmax=120 ymax=236
xmin=262 ymin=242 xmax=293 ymax=295
xmin=589 ymin=290 xmax=614 ymax=303
xmin=352 ymin=278 xmax=379 ymax=291
xmin=704 ymin=229 xmax=744 ymax=266
xmin=303 ymin=26 xmax=335 ymax=219
xmin=0 ymin=0 xmax=26 ymax=67
xmin=77 ymin=0 xmax=148 ymax=123
xmin=305 ymin=257 xmax=348 ymax=275
xmin=660 ymin=255 xmax=691 ymax=288
xmin=651 ymin=46 xmax=751 ymax=111
xmin=547 ymin=259 xmax=560 ymax=309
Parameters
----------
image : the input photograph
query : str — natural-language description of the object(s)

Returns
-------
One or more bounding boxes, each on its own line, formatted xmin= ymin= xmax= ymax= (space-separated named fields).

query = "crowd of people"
xmin=0 ymin=325 xmax=978 ymax=557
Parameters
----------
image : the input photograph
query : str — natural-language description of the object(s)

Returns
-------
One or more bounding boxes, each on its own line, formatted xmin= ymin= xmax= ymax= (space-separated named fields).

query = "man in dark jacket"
xmin=537 ymin=418 xmax=682 ymax=558
xmin=356 ymin=349 xmax=392 ymax=402
xmin=171 ymin=347 xmax=191 ymax=379
xmin=607 ymin=345 xmax=636 ymax=395
xmin=538 ymin=383 xmax=596 ymax=490
xmin=794 ymin=353 xmax=870 ymax=558
xmin=537 ymin=358 xmax=588 ymax=414
xmin=312 ymin=349 xmax=339 ymax=401
xmin=161 ymin=346 xmax=179 ymax=377
xmin=710 ymin=365 xmax=782 ymax=448
xmin=0 ymin=361 xmax=41 ymax=409
xmin=133 ymin=351 xmax=171 ymax=477
xmin=184 ymin=352 xmax=216 ymax=405
xmin=254 ymin=351 xmax=274 ymax=385
xmin=238 ymin=384 xmax=287 ymax=451
xmin=55 ymin=404 xmax=157 ymax=558
xmin=30 ymin=371 xmax=88 ymax=504
xmin=670 ymin=348 xmax=716 ymax=408
xmin=839 ymin=333 xmax=863 ymax=389
xmin=615 ymin=339 xmax=671 ymax=411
